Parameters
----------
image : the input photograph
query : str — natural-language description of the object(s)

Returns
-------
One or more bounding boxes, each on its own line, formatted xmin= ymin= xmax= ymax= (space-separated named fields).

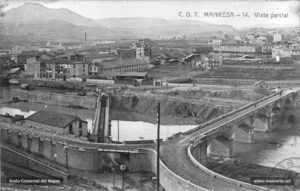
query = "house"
xmin=208 ymin=39 xmax=222 ymax=46
xmin=114 ymin=72 xmax=148 ymax=85
xmin=194 ymin=46 xmax=214 ymax=54
xmin=89 ymin=58 xmax=149 ymax=76
xmin=168 ymin=59 xmax=184 ymax=65
xmin=273 ymin=33 xmax=283 ymax=43
xmin=199 ymin=53 xmax=223 ymax=71
xmin=183 ymin=54 xmax=202 ymax=66
xmin=183 ymin=53 xmax=222 ymax=70
xmin=261 ymin=44 xmax=273 ymax=54
xmin=272 ymin=47 xmax=292 ymax=58
xmin=36 ymin=59 xmax=88 ymax=80
xmin=25 ymin=110 xmax=88 ymax=137
xmin=25 ymin=55 xmax=51 ymax=77
xmin=213 ymin=44 xmax=262 ymax=54
xmin=252 ymin=80 xmax=269 ymax=94
xmin=116 ymin=48 xmax=136 ymax=59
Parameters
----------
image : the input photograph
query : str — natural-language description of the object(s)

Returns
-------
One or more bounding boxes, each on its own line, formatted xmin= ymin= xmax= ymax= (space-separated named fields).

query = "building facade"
xmin=89 ymin=59 xmax=149 ymax=76
xmin=184 ymin=53 xmax=222 ymax=70
xmin=273 ymin=33 xmax=283 ymax=43
xmin=272 ymin=48 xmax=292 ymax=58
xmin=213 ymin=44 xmax=261 ymax=54
xmin=25 ymin=110 xmax=88 ymax=137
xmin=28 ymin=53 xmax=89 ymax=80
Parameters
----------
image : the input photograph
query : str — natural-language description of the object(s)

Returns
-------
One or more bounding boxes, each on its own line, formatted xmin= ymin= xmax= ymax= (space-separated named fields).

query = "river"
xmin=0 ymin=103 xmax=197 ymax=141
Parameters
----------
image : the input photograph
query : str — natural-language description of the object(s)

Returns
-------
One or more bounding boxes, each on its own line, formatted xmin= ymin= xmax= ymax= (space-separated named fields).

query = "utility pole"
xmin=157 ymin=103 xmax=160 ymax=191
xmin=117 ymin=111 xmax=120 ymax=142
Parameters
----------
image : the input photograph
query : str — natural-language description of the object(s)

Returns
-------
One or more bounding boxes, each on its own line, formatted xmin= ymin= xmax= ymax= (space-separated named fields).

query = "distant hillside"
xmin=96 ymin=18 xmax=235 ymax=38
xmin=0 ymin=3 xmax=235 ymax=40
xmin=1 ymin=3 xmax=99 ymax=27
xmin=0 ymin=20 xmax=134 ymax=40
xmin=96 ymin=17 xmax=208 ymax=29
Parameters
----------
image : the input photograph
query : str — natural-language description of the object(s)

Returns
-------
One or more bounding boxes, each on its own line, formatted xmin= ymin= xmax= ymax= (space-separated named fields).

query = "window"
xmin=79 ymin=122 xmax=82 ymax=136
xmin=69 ymin=124 xmax=73 ymax=134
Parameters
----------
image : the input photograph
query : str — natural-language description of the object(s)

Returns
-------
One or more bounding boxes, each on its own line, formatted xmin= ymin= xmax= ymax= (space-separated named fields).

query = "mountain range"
xmin=0 ymin=3 xmax=235 ymax=40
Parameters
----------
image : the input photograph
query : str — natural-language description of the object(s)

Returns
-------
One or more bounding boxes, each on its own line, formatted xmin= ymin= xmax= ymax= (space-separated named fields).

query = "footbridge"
xmin=160 ymin=89 xmax=298 ymax=191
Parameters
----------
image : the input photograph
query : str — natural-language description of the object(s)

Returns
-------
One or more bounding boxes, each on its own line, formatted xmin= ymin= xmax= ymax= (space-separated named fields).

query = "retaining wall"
xmin=7 ymin=89 xmax=97 ymax=109
xmin=1 ymin=126 xmax=210 ymax=191
xmin=135 ymin=149 xmax=209 ymax=191
xmin=1 ymin=128 xmax=104 ymax=172
xmin=1 ymin=145 xmax=69 ymax=183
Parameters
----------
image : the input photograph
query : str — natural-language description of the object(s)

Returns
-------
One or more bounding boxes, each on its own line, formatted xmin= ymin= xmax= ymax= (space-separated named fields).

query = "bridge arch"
xmin=271 ymin=106 xmax=281 ymax=113
xmin=287 ymin=114 xmax=296 ymax=124
xmin=207 ymin=135 xmax=233 ymax=157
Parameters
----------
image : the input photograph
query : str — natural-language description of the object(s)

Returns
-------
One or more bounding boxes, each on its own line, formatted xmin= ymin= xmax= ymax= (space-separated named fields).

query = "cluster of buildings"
xmin=217 ymin=30 xmax=300 ymax=58
xmin=23 ymin=40 xmax=151 ymax=82
xmin=187 ymin=29 xmax=300 ymax=64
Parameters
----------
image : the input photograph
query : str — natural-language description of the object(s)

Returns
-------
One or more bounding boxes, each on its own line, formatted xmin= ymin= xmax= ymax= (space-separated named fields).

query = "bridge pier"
xmin=192 ymin=140 xmax=208 ymax=166
xmin=253 ymin=112 xmax=270 ymax=132
xmin=1 ymin=128 xmax=9 ymax=143
xmin=232 ymin=117 xmax=254 ymax=143
xmin=30 ymin=135 xmax=40 ymax=154
xmin=21 ymin=133 xmax=28 ymax=150
xmin=282 ymin=97 xmax=297 ymax=125
xmin=232 ymin=123 xmax=254 ymax=143
xmin=207 ymin=136 xmax=233 ymax=157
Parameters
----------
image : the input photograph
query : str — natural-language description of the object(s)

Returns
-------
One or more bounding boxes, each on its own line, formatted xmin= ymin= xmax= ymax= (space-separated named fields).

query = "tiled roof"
xmin=26 ymin=110 xmax=83 ymax=129
xmin=96 ymin=59 xmax=148 ymax=68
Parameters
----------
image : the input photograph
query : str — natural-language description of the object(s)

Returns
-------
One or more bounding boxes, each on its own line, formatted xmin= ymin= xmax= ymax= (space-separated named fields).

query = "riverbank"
xmin=207 ymin=159 xmax=300 ymax=191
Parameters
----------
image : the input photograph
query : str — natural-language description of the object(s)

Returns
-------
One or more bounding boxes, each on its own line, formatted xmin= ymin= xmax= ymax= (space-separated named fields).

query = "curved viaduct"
xmin=0 ymin=90 xmax=298 ymax=191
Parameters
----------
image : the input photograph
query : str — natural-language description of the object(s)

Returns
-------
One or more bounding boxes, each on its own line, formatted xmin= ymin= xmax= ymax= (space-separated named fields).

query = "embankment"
xmin=111 ymin=93 xmax=234 ymax=125
xmin=2 ymin=89 xmax=97 ymax=109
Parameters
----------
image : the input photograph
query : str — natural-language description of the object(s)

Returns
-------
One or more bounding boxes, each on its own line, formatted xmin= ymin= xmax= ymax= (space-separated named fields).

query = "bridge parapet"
xmin=187 ymin=144 xmax=273 ymax=191
xmin=184 ymin=92 xmax=283 ymax=135
xmin=0 ymin=124 xmax=146 ymax=152
xmin=185 ymin=90 xmax=296 ymax=138
xmin=140 ymin=148 xmax=209 ymax=191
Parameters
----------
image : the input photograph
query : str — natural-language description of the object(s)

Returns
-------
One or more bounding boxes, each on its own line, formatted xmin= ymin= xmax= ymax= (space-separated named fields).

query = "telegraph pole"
xmin=157 ymin=103 xmax=160 ymax=191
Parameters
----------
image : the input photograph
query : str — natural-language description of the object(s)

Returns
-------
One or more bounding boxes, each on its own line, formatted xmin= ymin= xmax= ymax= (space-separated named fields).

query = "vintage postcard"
xmin=0 ymin=0 xmax=300 ymax=191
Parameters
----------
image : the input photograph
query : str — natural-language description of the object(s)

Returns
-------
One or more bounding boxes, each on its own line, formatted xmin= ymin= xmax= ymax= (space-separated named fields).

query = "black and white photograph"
xmin=0 ymin=0 xmax=300 ymax=190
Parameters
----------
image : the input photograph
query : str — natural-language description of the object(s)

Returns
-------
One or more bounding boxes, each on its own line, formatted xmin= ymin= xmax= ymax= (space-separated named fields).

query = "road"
xmin=160 ymin=90 xmax=296 ymax=191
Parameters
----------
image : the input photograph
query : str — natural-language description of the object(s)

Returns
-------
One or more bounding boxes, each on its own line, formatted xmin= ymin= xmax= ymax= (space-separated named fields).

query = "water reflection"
xmin=233 ymin=128 xmax=300 ymax=173
xmin=0 ymin=106 xmax=196 ymax=141
xmin=0 ymin=107 xmax=36 ymax=117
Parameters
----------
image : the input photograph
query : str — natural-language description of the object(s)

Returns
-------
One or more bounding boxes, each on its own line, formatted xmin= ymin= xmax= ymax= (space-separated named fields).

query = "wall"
xmin=1 ymin=126 xmax=210 ymax=191
xmin=1 ymin=145 xmax=69 ymax=183
xmin=127 ymin=149 xmax=209 ymax=191
xmin=25 ymin=120 xmax=64 ymax=134
xmin=0 ymin=128 xmax=103 ymax=173
xmin=7 ymin=89 xmax=97 ymax=109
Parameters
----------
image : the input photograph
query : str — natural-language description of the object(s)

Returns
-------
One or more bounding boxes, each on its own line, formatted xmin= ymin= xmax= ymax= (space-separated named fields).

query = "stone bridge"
xmin=160 ymin=89 xmax=298 ymax=191
xmin=188 ymin=90 xmax=297 ymax=165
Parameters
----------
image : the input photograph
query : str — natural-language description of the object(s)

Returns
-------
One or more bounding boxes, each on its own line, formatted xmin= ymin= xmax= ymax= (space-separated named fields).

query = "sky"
xmin=3 ymin=0 xmax=300 ymax=29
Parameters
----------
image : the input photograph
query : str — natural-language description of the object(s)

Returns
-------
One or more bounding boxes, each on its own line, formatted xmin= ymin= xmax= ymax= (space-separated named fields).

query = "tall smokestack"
xmin=85 ymin=32 xmax=87 ymax=44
